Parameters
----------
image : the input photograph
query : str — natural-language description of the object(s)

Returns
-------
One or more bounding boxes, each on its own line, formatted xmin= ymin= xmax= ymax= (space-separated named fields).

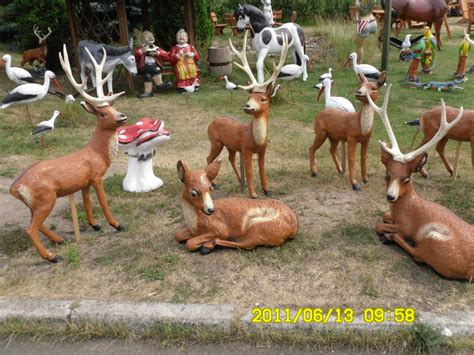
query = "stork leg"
xmin=25 ymin=106 xmax=33 ymax=128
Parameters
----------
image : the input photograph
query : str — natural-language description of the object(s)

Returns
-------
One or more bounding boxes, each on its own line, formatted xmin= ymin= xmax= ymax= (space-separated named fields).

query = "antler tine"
xmin=258 ymin=34 xmax=289 ymax=89
xmin=403 ymin=100 xmax=463 ymax=162
xmin=33 ymin=25 xmax=42 ymax=40
xmin=229 ymin=30 xmax=259 ymax=90
xmin=84 ymin=47 xmax=125 ymax=104
xmin=366 ymin=84 xmax=403 ymax=159
xmin=43 ymin=27 xmax=52 ymax=40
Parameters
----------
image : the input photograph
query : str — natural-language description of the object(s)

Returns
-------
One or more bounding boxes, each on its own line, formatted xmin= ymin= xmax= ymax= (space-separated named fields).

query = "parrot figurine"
xmin=421 ymin=26 xmax=437 ymax=73
xmin=454 ymin=30 xmax=474 ymax=79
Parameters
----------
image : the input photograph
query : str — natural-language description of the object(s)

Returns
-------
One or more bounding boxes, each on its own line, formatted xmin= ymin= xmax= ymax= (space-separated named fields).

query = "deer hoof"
xmin=90 ymin=223 xmax=101 ymax=231
xmin=311 ymin=172 xmax=319 ymax=178
xmin=352 ymin=183 xmax=361 ymax=192
xmin=363 ymin=179 xmax=369 ymax=184
xmin=200 ymin=247 xmax=212 ymax=255
xmin=112 ymin=224 xmax=126 ymax=232
xmin=263 ymin=190 xmax=272 ymax=197
xmin=49 ymin=255 xmax=63 ymax=263
xmin=378 ymin=234 xmax=394 ymax=244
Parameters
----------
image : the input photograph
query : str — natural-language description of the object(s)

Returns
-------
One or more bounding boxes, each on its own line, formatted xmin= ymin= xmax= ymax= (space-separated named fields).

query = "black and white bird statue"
xmin=318 ymin=67 xmax=332 ymax=82
xmin=32 ymin=110 xmax=60 ymax=135
xmin=345 ymin=52 xmax=381 ymax=80
xmin=220 ymin=75 xmax=238 ymax=103
xmin=2 ymin=54 xmax=34 ymax=85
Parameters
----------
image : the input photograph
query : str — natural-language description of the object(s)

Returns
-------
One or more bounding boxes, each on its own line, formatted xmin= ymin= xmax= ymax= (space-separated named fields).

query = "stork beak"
xmin=52 ymin=79 xmax=62 ymax=92
xmin=317 ymin=86 xmax=325 ymax=101
xmin=218 ymin=76 xmax=224 ymax=81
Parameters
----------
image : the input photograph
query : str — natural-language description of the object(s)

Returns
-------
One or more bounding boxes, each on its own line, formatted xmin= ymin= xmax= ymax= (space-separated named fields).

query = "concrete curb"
xmin=0 ymin=299 xmax=472 ymax=337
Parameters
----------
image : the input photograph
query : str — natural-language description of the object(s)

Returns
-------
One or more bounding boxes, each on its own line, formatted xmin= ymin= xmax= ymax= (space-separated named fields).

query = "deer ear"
xmin=177 ymin=160 xmax=189 ymax=183
xmin=381 ymin=148 xmax=393 ymax=167
xmin=358 ymin=73 xmax=368 ymax=83
xmin=80 ymin=101 xmax=97 ymax=115
xmin=408 ymin=153 xmax=428 ymax=173
xmin=377 ymin=72 xmax=387 ymax=87
xmin=205 ymin=158 xmax=221 ymax=181
xmin=265 ymin=82 xmax=275 ymax=97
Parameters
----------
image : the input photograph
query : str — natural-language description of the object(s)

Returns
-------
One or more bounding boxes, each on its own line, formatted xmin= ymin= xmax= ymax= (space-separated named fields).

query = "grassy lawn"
xmin=0 ymin=16 xmax=472 ymax=325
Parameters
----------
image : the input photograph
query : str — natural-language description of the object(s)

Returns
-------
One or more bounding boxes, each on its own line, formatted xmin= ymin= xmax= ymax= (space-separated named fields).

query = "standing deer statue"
xmin=368 ymin=85 xmax=473 ymax=281
xmin=21 ymin=25 xmax=52 ymax=68
xmin=9 ymin=45 xmax=127 ymax=263
xmin=206 ymin=30 xmax=288 ymax=198
xmin=309 ymin=72 xmax=387 ymax=191
xmin=176 ymin=159 xmax=298 ymax=254
xmin=407 ymin=107 xmax=473 ymax=177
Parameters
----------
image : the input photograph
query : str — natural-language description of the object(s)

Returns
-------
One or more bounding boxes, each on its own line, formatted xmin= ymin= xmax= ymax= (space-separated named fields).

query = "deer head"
xmin=229 ymin=30 xmax=288 ymax=118
xmin=355 ymin=72 xmax=387 ymax=104
xmin=33 ymin=25 xmax=52 ymax=45
xmin=367 ymin=85 xmax=463 ymax=202
xmin=177 ymin=159 xmax=221 ymax=215
xmin=59 ymin=44 xmax=127 ymax=131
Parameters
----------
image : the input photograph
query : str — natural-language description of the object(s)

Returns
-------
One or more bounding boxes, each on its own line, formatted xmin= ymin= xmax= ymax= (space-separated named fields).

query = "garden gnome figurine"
xmin=354 ymin=0 xmax=377 ymax=63
xmin=262 ymin=0 xmax=274 ymax=26
xmin=454 ymin=31 xmax=474 ymax=79
xmin=169 ymin=29 xmax=201 ymax=93
xmin=117 ymin=118 xmax=171 ymax=193
xmin=134 ymin=30 xmax=173 ymax=98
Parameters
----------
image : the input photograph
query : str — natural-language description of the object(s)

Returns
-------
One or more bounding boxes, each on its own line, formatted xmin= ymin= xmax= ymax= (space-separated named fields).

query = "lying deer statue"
xmin=368 ymin=85 xmax=473 ymax=281
xmin=21 ymin=25 xmax=52 ymax=68
xmin=176 ymin=159 xmax=298 ymax=254
xmin=309 ymin=72 xmax=387 ymax=191
xmin=407 ymin=107 xmax=473 ymax=177
xmin=207 ymin=30 xmax=288 ymax=198
xmin=9 ymin=45 xmax=126 ymax=262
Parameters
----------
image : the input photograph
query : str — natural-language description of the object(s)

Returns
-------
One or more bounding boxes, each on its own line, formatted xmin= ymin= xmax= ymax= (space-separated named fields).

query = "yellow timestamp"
xmin=251 ymin=307 xmax=415 ymax=324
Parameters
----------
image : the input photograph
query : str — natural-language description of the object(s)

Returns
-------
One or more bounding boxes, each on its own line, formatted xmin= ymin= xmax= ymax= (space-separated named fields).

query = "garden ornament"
xmin=354 ymin=0 xmax=377 ymax=63
xmin=316 ymin=77 xmax=356 ymax=113
xmin=169 ymin=29 xmax=200 ymax=94
xmin=454 ymin=30 xmax=474 ymax=80
xmin=117 ymin=118 xmax=171 ymax=192
xmin=78 ymin=39 xmax=138 ymax=95
xmin=421 ymin=26 xmax=437 ymax=74
xmin=175 ymin=159 xmax=298 ymax=254
xmin=207 ymin=30 xmax=289 ymax=198
xmin=261 ymin=0 xmax=274 ymax=26
xmin=345 ymin=52 xmax=381 ymax=80
xmin=32 ymin=110 xmax=61 ymax=147
xmin=381 ymin=0 xmax=447 ymax=49
xmin=234 ymin=4 xmax=307 ymax=82
xmin=220 ymin=75 xmax=237 ymax=103
xmin=134 ymin=30 xmax=173 ymax=98
xmin=309 ymin=72 xmax=387 ymax=191
xmin=367 ymin=85 xmax=473 ymax=280
xmin=389 ymin=34 xmax=424 ymax=62
xmin=406 ymin=106 xmax=474 ymax=177
xmin=405 ymin=79 xmax=464 ymax=91
xmin=2 ymin=54 xmax=34 ymax=85
xmin=405 ymin=38 xmax=426 ymax=82
xmin=21 ymin=25 xmax=52 ymax=69
xmin=9 ymin=45 xmax=127 ymax=263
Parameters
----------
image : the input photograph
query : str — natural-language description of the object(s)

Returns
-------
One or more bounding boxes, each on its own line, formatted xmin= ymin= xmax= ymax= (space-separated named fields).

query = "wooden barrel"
xmin=208 ymin=46 xmax=232 ymax=76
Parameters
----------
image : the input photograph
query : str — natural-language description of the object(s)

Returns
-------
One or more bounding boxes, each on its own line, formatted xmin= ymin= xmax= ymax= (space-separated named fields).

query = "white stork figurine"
xmin=316 ymin=77 xmax=355 ymax=112
xmin=345 ymin=52 xmax=381 ymax=80
xmin=2 ymin=54 xmax=34 ymax=85
xmin=32 ymin=110 xmax=60 ymax=135
xmin=318 ymin=67 xmax=332 ymax=82
xmin=220 ymin=75 xmax=237 ymax=103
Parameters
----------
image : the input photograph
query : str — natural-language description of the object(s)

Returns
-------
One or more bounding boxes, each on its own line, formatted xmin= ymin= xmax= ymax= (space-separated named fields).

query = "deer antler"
xmin=33 ymin=25 xmax=42 ymax=41
xmin=42 ymin=27 xmax=52 ymax=41
xmin=367 ymin=84 xmax=464 ymax=162
xmin=229 ymin=30 xmax=289 ymax=91
xmin=58 ymin=44 xmax=124 ymax=107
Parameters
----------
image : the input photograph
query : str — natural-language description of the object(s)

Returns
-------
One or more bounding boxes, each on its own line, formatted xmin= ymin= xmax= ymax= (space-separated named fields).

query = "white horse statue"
xmin=234 ymin=4 xmax=307 ymax=83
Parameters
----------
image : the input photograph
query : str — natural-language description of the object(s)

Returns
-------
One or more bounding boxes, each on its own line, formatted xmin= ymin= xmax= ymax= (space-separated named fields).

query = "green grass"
xmin=0 ymin=226 xmax=31 ymax=256
xmin=66 ymin=246 xmax=81 ymax=269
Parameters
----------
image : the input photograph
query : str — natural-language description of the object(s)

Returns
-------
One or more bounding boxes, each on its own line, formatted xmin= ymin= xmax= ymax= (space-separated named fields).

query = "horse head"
xmin=235 ymin=4 xmax=269 ymax=33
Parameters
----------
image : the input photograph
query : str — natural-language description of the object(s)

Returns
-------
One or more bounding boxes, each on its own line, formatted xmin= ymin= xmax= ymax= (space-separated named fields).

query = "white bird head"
xmin=52 ymin=110 xmax=60 ymax=117
xmin=45 ymin=70 xmax=56 ymax=79
xmin=2 ymin=54 xmax=10 ymax=63
xmin=349 ymin=52 xmax=357 ymax=61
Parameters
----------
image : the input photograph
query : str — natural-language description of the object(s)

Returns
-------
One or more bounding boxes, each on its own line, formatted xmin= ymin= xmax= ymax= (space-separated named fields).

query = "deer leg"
xmin=309 ymin=131 xmax=328 ymax=177
xmin=375 ymin=222 xmax=399 ymax=244
xmin=256 ymin=48 xmax=269 ymax=84
xmin=347 ymin=139 xmax=360 ymax=191
xmin=207 ymin=238 xmax=256 ymax=250
xmin=27 ymin=199 xmax=61 ymax=262
xmin=243 ymin=150 xmax=257 ymax=198
xmin=185 ymin=232 xmax=216 ymax=251
xmin=176 ymin=227 xmax=194 ymax=242
xmin=382 ymin=211 xmax=393 ymax=224
xmin=228 ymin=149 xmax=241 ymax=182
xmin=360 ymin=140 xmax=369 ymax=184
xmin=329 ymin=138 xmax=343 ymax=174
xmin=207 ymin=141 xmax=224 ymax=165
xmin=39 ymin=224 xmax=64 ymax=244
xmin=258 ymin=150 xmax=271 ymax=196
xmin=91 ymin=179 xmax=123 ymax=231
xmin=435 ymin=138 xmax=453 ymax=175
xmin=82 ymin=186 xmax=100 ymax=230
xmin=392 ymin=234 xmax=423 ymax=263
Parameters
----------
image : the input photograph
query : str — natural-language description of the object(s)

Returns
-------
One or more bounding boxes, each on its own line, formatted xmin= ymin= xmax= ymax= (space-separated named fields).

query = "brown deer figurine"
xmin=407 ymin=107 xmax=474 ymax=177
xmin=9 ymin=45 xmax=127 ymax=263
xmin=21 ymin=25 xmax=52 ymax=68
xmin=176 ymin=159 xmax=298 ymax=254
xmin=309 ymin=72 xmax=387 ymax=191
xmin=368 ymin=85 xmax=473 ymax=281
xmin=206 ymin=30 xmax=288 ymax=198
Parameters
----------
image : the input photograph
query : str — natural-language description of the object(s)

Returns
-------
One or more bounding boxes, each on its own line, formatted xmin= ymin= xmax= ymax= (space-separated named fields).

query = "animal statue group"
xmin=21 ymin=25 xmax=52 ymax=68
xmin=234 ymin=4 xmax=307 ymax=83
xmin=9 ymin=45 xmax=126 ymax=262
xmin=77 ymin=39 xmax=137 ymax=94
xmin=368 ymin=86 xmax=473 ymax=281
xmin=207 ymin=30 xmax=288 ymax=198
xmin=309 ymin=72 xmax=387 ymax=191
xmin=175 ymin=159 xmax=298 ymax=254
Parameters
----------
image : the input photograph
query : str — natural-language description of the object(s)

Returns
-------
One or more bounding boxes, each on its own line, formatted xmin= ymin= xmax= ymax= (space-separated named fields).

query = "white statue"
xmin=118 ymin=118 xmax=171 ymax=193
xmin=262 ymin=0 xmax=274 ymax=26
